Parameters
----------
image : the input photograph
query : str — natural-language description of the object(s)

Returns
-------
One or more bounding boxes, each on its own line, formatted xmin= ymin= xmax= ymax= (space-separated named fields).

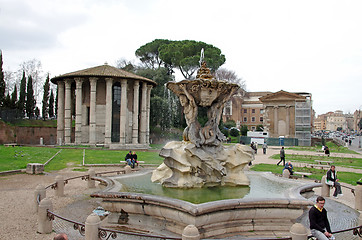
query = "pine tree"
xmin=10 ymin=85 xmax=17 ymax=108
xmin=0 ymin=50 xmax=6 ymax=107
xmin=42 ymin=74 xmax=50 ymax=120
xmin=26 ymin=75 xmax=35 ymax=118
xmin=49 ymin=90 xmax=54 ymax=118
xmin=18 ymin=71 xmax=26 ymax=116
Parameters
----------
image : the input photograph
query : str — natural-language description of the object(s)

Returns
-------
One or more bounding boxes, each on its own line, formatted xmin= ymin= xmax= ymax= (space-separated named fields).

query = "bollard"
xmin=85 ymin=213 xmax=101 ymax=240
xmin=124 ymin=165 xmax=132 ymax=174
xmin=289 ymin=223 xmax=308 ymax=240
xmin=40 ymin=137 xmax=44 ymax=145
xmin=182 ymin=225 xmax=200 ymax=240
xmin=282 ymin=169 xmax=290 ymax=178
xmin=34 ymin=184 xmax=46 ymax=213
xmin=55 ymin=175 xmax=65 ymax=197
xmin=321 ymin=175 xmax=330 ymax=197
xmin=37 ymin=198 xmax=53 ymax=234
xmin=88 ymin=169 xmax=96 ymax=188
xmin=355 ymin=184 xmax=362 ymax=210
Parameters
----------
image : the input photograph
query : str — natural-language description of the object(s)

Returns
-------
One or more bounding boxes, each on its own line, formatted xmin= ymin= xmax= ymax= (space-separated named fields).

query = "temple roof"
xmin=51 ymin=64 xmax=156 ymax=86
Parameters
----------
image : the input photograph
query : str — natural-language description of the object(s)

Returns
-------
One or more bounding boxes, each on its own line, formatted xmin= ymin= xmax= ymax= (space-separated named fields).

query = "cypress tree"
xmin=0 ymin=50 xmax=6 ymax=107
xmin=10 ymin=85 xmax=17 ymax=108
xmin=49 ymin=90 xmax=54 ymax=119
xmin=18 ymin=71 xmax=26 ymax=116
xmin=42 ymin=74 xmax=50 ymax=120
xmin=26 ymin=75 xmax=35 ymax=118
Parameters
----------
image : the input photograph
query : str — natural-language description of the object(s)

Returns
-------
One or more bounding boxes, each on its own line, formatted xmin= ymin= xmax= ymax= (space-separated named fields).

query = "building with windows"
xmin=51 ymin=64 xmax=156 ymax=149
xmin=325 ymin=110 xmax=347 ymax=131
xmin=259 ymin=90 xmax=313 ymax=146
xmin=223 ymin=91 xmax=270 ymax=130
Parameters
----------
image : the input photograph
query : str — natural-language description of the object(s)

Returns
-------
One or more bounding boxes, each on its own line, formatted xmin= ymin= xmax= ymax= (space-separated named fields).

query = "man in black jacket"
xmin=326 ymin=165 xmax=343 ymax=198
xmin=309 ymin=196 xmax=333 ymax=240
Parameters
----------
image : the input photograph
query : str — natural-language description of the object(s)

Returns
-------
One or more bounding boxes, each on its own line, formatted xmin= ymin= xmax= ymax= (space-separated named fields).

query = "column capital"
xmin=64 ymin=78 xmax=72 ymax=86
xmin=89 ymin=77 xmax=98 ymax=86
xmin=121 ymin=79 xmax=128 ymax=86
xmin=105 ymin=77 xmax=113 ymax=83
xmin=57 ymin=80 xmax=65 ymax=88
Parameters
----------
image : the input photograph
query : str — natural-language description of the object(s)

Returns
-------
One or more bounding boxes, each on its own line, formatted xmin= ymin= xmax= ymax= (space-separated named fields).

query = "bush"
xmin=230 ymin=128 xmax=240 ymax=137
xmin=224 ymin=120 xmax=236 ymax=129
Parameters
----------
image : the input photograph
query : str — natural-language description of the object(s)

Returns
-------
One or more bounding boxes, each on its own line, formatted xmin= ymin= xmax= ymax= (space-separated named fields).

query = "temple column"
xmin=89 ymin=77 xmax=98 ymax=144
xmin=56 ymin=81 xmax=65 ymax=145
xmin=75 ymin=78 xmax=83 ymax=144
xmin=285 ymin=105 xmax=290 ymax=136
xmin=119 ymin=79 xmax=128 ymax=144
xmin=104 ymin=78 xmax=113 ymax=145
xmin=132 ymin=80 xmax=140 ymax=144
xmin=140 ymin=82 xmax=147 ymax=144
xmin=274 ymin=106 xmax=279 ymax=136
xmin=146 ymin=85 xmax=152 ymax=144
xmin=64 ymin=79 xmax=72 ymax=144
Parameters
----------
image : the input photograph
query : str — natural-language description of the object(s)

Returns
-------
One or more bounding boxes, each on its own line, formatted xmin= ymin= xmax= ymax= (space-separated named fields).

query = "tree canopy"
xmin=135 ymin=39 xmax=226 ymax=79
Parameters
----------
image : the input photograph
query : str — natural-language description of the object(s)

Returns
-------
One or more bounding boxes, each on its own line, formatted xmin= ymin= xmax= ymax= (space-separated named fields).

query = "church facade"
xmin=51 ymin=64 xmax=156 ymax=149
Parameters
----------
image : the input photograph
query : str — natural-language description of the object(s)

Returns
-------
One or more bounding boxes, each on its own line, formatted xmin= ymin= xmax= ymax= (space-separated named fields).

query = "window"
xmin=251 ymin=126 xmax=256 ymax=131
xmin=243 ymin=117 xmax=247 ymax=122
xmin=243 ymin=109 xmax=247 ymax=113
xmin=251 ymin=117 xmax=255 ymax=122
xmin=260 ymin=117 xmax=263 ymax=122
xmin=252 ymin=109 xmax=255 ymax=113
xmin=260 ymin=109 xmax=264 ymax=114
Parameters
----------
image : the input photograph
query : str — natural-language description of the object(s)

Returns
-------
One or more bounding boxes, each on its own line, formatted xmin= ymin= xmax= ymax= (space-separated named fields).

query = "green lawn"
xmin=287 ymin=142 xmax=358 ymax=154
xmin=251 ymin=163 xmax=361 ymax=186
xmin=270 ymin=154 xmax=362 ymax=168
xmin=0 ymin=146 xmax=60 ymax=171
xmin=0 ymin=146 xmax=163 ymax=172
xmin=84 ymin=149 xmax=163 ymax=165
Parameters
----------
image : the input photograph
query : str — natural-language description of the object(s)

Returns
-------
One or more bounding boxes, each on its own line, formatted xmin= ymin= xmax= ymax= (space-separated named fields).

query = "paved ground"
xmin=0 ymin=145 xmax=361 ymax=239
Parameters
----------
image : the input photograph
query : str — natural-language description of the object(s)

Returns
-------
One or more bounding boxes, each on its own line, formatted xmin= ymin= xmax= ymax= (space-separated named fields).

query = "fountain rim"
xmin=91 ymin=170 xmax=316 ymax=216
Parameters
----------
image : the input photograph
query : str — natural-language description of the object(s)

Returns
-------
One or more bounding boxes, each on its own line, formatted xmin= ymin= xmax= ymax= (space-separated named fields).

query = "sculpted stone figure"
xmin=179 ymin=84 xmax=201 ymax=147
xmin=152 ymin=60 xmax=253 ymax=188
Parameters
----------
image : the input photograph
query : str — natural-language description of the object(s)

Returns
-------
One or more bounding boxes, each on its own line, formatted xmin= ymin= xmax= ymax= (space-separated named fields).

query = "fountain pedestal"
xmin=152 ymin=141 xmax=253 ymax=188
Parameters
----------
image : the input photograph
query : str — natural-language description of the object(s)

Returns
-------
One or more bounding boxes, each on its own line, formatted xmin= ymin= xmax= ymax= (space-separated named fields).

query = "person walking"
xmin=309 ymin=196 xmax=334 ymax=240
xmin=262 ymin=142 xmax=267 ymax=154
xmin=326 ymin=165 xmax=343 ymax=198
xmin=277 ymin=147 xmax=285 ymax=166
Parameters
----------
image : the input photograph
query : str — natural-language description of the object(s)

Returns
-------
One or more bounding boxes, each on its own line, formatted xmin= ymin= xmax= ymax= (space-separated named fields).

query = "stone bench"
xmin=26 ymin=163 xmax=44 ymax=174
xmin=4 ymin=143 xmax=17 ymax=147
xmin=293 ymin=171 xmax=312 ymax=178
xmin=307 ymin=164 xmax=330 ymax=169
xmin=314 ymin=160 xmax=334 ymax=165
xmin=122 ymin=160 xmax=145 ymax=167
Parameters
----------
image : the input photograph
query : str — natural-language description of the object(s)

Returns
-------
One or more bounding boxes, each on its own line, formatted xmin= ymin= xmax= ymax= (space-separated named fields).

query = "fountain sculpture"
xmin=152 ymin=55 xmax=254 ymax=188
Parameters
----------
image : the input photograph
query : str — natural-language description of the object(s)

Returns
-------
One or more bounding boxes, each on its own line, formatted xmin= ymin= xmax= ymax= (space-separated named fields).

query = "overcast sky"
xmin=1 ymin=0 xmax=361 ymax=116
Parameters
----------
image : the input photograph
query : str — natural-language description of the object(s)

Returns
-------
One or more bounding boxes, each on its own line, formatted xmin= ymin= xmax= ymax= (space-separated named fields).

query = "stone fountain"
xmin=151 ymin=60 xmax=254 ymax=188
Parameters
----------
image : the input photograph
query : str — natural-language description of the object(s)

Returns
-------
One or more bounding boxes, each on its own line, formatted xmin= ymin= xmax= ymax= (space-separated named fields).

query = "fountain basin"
xmin=91 ymin=171 xmax=316 ymax=238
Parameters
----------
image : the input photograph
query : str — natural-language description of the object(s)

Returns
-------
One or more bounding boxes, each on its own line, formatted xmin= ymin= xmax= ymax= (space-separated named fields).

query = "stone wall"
xmin=0 ymin=121 xmax=16 ymax=144
xmin=0 ymin=122 xmax=58 ymax=145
